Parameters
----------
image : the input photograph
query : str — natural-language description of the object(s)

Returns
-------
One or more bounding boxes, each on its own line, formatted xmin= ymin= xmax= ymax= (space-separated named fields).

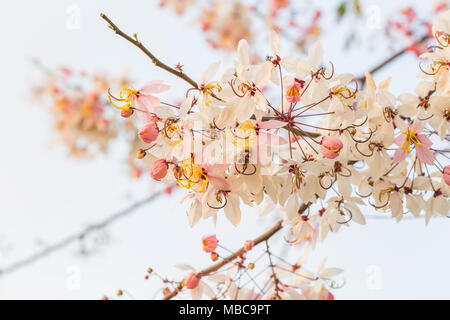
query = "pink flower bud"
xmin=138 ymin=122 xmax=159 ymax=143
xmin=185 ymin=273 xmax=202 ymax=289
xmin=201 ymin=234 xmax=218 ymax=253
xmin=150 ymin=159 xmax=168 ymax=180
xmin=444 ymin=165 xmax=450 ymax=186
xmin=321 ymin=136 xmax=343 ymax=159
xmin=244 ymin=240 xmax=254 ymax=251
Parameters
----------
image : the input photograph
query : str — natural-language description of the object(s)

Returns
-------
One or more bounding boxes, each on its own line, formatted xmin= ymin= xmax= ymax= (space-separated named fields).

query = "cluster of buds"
xmin=32 ymin=64 xmax=159 ymax=179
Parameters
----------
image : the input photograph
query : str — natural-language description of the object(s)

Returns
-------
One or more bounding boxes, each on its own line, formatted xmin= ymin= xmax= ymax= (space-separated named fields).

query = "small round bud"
xmin=116 ymin=290 xmax=123 ymax=296
xmin=150 ymin=159 xmax=169 ymax=180
xmin=248 ymin=263 xmax=255 ymax=270
xmin=147 ymin=268 xmax=153 ymax=274
xmin=144 ymin=275 xmax=149 ymax=280
xmin=137 ymin=149 xmax=147 ymax=159
xmin=244 ymin=240 xmax=254 ymax=251
xmin=101 ymin=296 xmax=109 ymax=300
xmin=163 ymin=288 xmax=171 ymax=296
xmin=120 ymin=108 xmax=134 ymax=118
xmin=210 ymin=252 xmax=219 ymax=261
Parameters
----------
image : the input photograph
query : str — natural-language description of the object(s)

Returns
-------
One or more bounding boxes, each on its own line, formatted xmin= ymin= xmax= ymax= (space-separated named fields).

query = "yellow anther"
xmin=200 ymin=82 xmax=222 ymax=106
xmin=286 ymin=86 xmax=300 ymax=99
xmin=175 ymin=157 xmax=209 ymax=193
xmin=161 ymin=122 xmax=183 ymax=145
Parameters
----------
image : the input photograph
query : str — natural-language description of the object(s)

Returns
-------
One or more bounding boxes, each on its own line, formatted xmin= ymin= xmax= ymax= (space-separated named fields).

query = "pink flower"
xmin=185 ymin=273 xmax=202 ymax=289
xmin=393 ymin=122 xmax=434 ymax=165
xmin=321 ymin=136 xmax=343 ymax=159
xmin=120 ymin=108 xmax=134 ymax=118
xmin=138 ymin=122 xmax=159 ymax=143
xmin=285 ymin=81 xmax=303 ymax=103
xmin=108 ymin=81 xmax=170 ymax=111
xmin=443 ymin=165 xmax=450 ymax=186
xmin=244 ymin=240 xmax=254 ymax=251
xmin=201 ymin=235 xmax=218 ymax=253
xmin=150 ymin=159 xmax=168 ymax=180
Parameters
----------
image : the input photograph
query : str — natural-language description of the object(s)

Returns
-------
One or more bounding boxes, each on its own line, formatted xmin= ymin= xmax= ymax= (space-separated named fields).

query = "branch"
xmin=100 ymin=13 xmax=198 ymax=89
xmin=0 ymin=189 xmax=166 ymax=277
xmin=163 ymin=202 xmax=310 ymax=300
xmin=354 ymin=34 xmax=429 ymax=83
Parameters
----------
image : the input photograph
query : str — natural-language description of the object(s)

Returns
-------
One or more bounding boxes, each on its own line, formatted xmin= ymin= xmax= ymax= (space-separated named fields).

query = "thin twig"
xmin=163 ymin=203 xmax=309 ymax=300
xmin=100 ymin=13 xmax=198 ymax=89
xmin=0 ymin=189 xmax=166 ymax=277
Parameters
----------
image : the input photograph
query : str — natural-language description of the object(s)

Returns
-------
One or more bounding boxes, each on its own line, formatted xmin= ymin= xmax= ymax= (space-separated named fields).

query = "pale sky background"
xmin=0 ymin=0 xmax=448 ymax=300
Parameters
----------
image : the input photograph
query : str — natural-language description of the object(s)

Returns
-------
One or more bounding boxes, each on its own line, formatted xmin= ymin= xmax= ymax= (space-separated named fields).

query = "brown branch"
xmin=0 ymin=189 xmax=166 ymax=277
xmin=100 ymin=13 xmax=198 ymax=89
xmin=354 ymin=34 xmax=429 ymax=84
xmin=163 ymin=202 xmax=309 ymax=300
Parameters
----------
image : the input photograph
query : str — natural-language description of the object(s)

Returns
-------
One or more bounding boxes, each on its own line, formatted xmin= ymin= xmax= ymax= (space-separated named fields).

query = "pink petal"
xmin=208 ymin=175 xmax=231 ymax=191
xmin=411 ymin=121 xmax=423 ymax=133
xmin=417 ymin=134 xmax=433 ymax=148
xmin=394 ymin=134 xmax=406 ymax=146
xmin=255 ymin=109 xmax=264 ymax=124
xmin=136 ymin=95 xmax=160 ymax=109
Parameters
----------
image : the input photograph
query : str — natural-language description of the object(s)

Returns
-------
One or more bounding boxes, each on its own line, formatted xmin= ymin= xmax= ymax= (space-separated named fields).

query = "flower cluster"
xmin=175 ymin=236 xmax=340 ymax=300
xmin=108 ymin=10 xmax=449 ymax=242
xmin=385 ymin=3 xmax=449 ymax=56
xmin=96 ymin=7 xmax=450 ymax=300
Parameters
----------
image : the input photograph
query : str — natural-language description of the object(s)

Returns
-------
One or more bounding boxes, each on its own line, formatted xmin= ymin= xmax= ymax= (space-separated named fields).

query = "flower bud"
xmin=321 ymin=136 xmax=343 ymax=159
xmin=210 ymin=252 xmax=219 ymax=261
xmin=138 ymin=122 xmax=159 ymax=143
xmin=185 ymin=273 xmax=202 ymax=289
xmin=202 ymin=234 xmax=218 ymax=253
xmin=244 ymin=240 xmax=254 ymax=251
xmin=150 ymin=159 xmax=168 ymax=180
xmin=137 ymin=149 xmax=146 ymax=159
xmin=121 ymin=108 xmax=134 ymax=118
xmin=444 ymin=165 xmax=450 ymax=186
xmin=248 ymin=263 xmax=255 ymax=270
